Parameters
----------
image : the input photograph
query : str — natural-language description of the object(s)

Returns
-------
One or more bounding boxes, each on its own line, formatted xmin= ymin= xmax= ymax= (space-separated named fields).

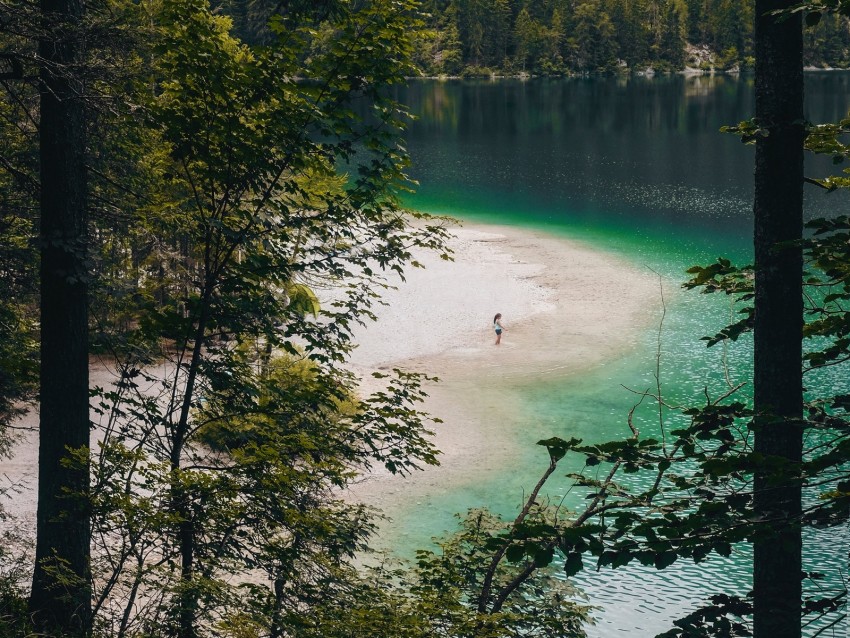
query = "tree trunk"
xmin=172 ymin=292 xmax=212 ymax=638
xmin=29 ymin=0 xmax=91 ymax=634
xmin=176 ymin=500 xmax=196 ymax=638
xmin=270 ymin=577 xmax=285 ymax=638
xmin=752 ymin=1 xmax=804 ymax=637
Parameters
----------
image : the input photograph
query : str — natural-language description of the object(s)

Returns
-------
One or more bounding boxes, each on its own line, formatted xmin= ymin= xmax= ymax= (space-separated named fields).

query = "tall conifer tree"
xmin=752 ymin=0 xmax=804 ymax=636
xmin=29 ymin=0 xmax=92 ymax=633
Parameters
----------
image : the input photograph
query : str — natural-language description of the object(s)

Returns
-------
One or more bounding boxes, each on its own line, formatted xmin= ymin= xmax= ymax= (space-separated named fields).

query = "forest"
xmin=405 ymin=0 xmax=850 ymax=75
xmin=1 ymin=0 xmax=850 ymax=637
xmin=0 ymin=1 xmax=597 ymax=635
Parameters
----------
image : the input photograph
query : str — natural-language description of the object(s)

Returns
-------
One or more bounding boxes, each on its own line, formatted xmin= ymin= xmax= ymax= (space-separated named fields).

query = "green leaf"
xmin=286 ymin=283 xmax=321 ymax=317
xmin=654 ymin=551 xmax=678 ymax=569
xmin=505 ymin=544 xmax=525 ymax=563
xmin=565 ymin=552 xmax=583 ymax=577
xmin=537 ymin=436 xmax=580 ymax=462
xmin=533 ymin=545 xmax=554 ymax=567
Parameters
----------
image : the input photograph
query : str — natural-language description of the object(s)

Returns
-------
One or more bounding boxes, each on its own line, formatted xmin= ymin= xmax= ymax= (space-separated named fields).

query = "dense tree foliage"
xmin=411 ymin=0 xmax=850 ymax=75
xmin=2 ymin=0 xmax=850 ymax=635
xmin=0 ymin=0 xmax=595 ymax=635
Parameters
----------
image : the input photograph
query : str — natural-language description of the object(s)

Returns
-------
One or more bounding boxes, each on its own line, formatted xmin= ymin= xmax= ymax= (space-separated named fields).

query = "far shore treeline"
xmin=239 ymin=0 xmax=850 ymax=76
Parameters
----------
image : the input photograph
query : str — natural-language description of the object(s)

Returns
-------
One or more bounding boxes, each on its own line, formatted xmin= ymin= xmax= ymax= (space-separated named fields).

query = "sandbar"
xmin=1 ymin=221 xmax=663 ymax=551
xmin=341 ymin=221 xmax=663 ymax=542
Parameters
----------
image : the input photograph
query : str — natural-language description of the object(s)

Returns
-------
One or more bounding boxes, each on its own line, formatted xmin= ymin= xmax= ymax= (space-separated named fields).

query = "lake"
xmin=391 ymin=74 xmax=850 ymax=637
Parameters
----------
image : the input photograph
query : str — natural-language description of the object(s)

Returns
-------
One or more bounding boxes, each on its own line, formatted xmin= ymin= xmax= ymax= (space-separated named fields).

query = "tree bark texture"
xmin=29 ymin=0 xmax=92 ymax=633
xmin=752 ymin=1 xmax=804 ymax=637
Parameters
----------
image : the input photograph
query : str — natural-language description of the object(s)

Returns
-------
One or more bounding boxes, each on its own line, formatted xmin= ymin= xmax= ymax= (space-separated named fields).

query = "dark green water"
xmin=392 ymin=74 xmax=850 ymax=636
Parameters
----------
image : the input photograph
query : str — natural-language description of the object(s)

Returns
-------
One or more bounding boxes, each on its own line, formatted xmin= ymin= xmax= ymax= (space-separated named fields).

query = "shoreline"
xmin=345 ymin=222 xmax=662 ymax=379
xmin=0 ymin=221 xmax=664 ymax=551
xmin=342 ymin=221 xmax=663 ymax=542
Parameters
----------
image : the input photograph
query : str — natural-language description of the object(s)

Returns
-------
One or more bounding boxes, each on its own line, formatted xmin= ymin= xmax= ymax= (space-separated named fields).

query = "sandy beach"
xmin=1 ymin=220 xmax=661 ymax=548
xmin=341 ymin=221 xmax=662 ymax=538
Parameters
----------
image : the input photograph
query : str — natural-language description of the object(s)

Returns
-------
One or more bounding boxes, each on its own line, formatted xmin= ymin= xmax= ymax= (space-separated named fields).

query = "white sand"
xmin=342 ymin=222 xmax=663 ymax=526
xmin=1 ymin=221 xmax=663 ymax=547
xmin=347 ymin=223 xmax=659 ymax=376
xmin=1 ymin=358 xmax=121 ymax=542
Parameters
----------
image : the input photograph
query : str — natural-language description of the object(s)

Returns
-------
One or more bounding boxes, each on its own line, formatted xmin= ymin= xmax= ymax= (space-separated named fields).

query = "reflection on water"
xmin=390 ymin=74 xmax=850 ymax=636
xmin=399 ymin=74 xmax=850 ymax=249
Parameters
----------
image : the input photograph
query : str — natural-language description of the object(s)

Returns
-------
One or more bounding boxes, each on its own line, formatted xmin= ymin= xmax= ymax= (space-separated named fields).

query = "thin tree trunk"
xmin=29 ymin=0 xmax=91 ymax=633
xmin=752 ymin=1 xmax=804 ymax=636
xmin=172 ymin=291 xmax=212 ymax=638
xmin=176 ymin=501 xmax=196 ymax=638
xmin=270 ymin=577 xmax=286 ymax=638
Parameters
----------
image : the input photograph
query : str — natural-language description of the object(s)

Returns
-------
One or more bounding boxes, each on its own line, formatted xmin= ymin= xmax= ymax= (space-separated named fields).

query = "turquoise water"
xmin=390 ymin=75 xmax=850 ymax=635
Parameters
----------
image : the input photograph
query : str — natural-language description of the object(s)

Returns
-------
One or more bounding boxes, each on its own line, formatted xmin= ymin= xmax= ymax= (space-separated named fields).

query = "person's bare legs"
xmin=495 ymin=332 xmax=501 ymax=345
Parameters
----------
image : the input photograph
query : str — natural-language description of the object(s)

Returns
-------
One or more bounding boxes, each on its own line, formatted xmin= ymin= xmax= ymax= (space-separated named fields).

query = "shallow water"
xmin=381 ymin=74 xmax=850 ymax=635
